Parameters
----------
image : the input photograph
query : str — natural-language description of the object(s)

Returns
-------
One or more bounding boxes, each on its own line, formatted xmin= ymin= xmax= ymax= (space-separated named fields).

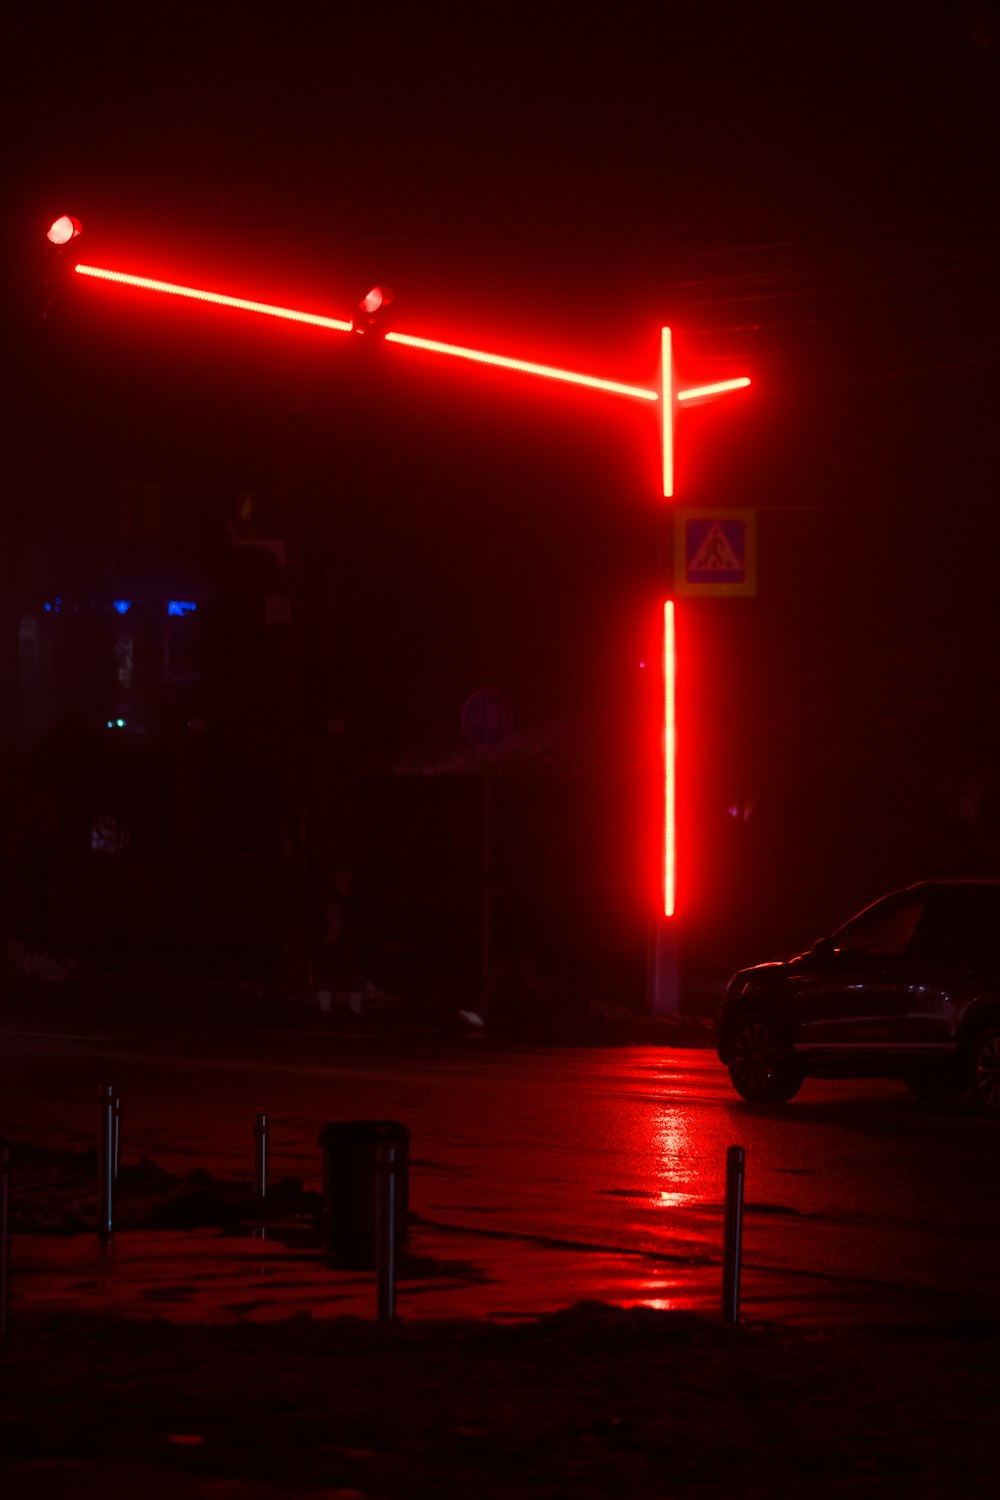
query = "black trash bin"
xmin=317 ymin=1120 xmax=410 ymax=1269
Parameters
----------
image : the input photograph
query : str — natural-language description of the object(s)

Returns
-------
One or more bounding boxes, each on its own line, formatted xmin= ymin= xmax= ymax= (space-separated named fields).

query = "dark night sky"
xmin=4 ymin=1 xmax=1000 ymax=929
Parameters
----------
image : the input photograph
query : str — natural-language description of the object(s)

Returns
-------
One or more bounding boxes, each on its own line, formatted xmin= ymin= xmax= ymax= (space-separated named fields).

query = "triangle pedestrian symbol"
xmin=688 ymin=522 xmax=743 ymax=573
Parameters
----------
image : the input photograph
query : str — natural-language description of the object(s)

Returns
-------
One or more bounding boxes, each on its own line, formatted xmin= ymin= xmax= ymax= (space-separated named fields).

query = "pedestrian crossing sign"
xmin=675 ymin=509 xmax=756 ymax=597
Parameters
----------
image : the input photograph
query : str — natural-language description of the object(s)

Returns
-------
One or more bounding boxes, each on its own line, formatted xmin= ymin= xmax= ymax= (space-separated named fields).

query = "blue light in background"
xmin=112 ymin=599 xmax=132 ymax=615
xmin=167 ymin=600 xmax=197 ymax=617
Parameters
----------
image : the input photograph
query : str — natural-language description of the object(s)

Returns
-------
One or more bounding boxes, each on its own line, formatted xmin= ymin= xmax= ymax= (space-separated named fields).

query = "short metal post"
xmin=722 ymin=1144 xmax=745 ymax=1324
xmin=1 ymin=1141 xmax=10 ymax=1336
xmin=254 ymin=1113 xmax=269 ymax=1201
xmin=375 ymin=1143 xmax=397 ymax=1322
xmin=98 ymin=1084 xmax=117 ymax=1242
xmin=113 ymin=1093 xmax=121 ymax=1182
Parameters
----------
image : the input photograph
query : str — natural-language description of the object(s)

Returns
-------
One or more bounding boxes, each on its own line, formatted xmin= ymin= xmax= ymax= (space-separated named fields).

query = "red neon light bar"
xmin=384 ymin=331 xmax=658 ymax=402
xmin=660 ymin=327 xmax=675 ymax=498
xmin=74 ymin=265 xmax=355 ymax=333
xmin=662 ymin=599 xmax=677 ymax=917
xmin=677 ymin=376 xmax=751 ymax=402
xmin=68 ymin=251 xmax=750 ymax=932
xmin=71 ymin=264 xmax=748 ymax=426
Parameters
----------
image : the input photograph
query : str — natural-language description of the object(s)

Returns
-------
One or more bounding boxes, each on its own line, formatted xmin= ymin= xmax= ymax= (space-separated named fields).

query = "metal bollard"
xmin=375 ymin=1143 xmax=397 ymax=1322
xmin=98 ymin=1084 xmax=118 ymax=1242
xmin=722 ymin=1144 xmax=745 ymax=1324
xmin=1 ymin=1141 xmax=9 ymax=1336
xmin=254 ymin=1113 xmax=269 ymax=1201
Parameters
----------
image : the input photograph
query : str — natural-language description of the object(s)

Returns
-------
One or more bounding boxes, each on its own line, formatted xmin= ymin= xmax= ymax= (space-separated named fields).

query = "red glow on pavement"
xmin=73 ymin=265 xmax=355 ymax=333
xmin=47 ymin=215 xmax=81 ymax=245
xmin=677 ymin=376 xmax=751 ymax=403
xmin=663 ymin=600 xmax=677 ymax=918
xmin=384 ymin=331 xmax=659 ymax=402
xmin=660 ymin=327 xmax=675 ymax=498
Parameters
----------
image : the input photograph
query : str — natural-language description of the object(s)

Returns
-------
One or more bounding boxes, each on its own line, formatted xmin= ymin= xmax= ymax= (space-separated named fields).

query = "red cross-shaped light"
xmin=61 ymin=231 xmax=751 ymax=925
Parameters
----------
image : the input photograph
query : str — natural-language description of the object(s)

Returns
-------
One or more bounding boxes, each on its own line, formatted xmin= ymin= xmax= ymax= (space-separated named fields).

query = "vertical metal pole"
xmin=98 ymin=1084 xmax=116 ymax=1242
xmin=722 ymin=1144 xmax=745 ymax=1324
xmin=0 ymin=1141 xmax=10 ymax=1336
xmin=375 ymin=1143 xmax=397 ymax=1322
xmin=112 ymin=1092 xmax=121 ymax=1181
xmin=649 ymin=919 xmax=680 ymax=1015
xmin=482 ymin=771 xmax=493 ymax=979
xmin=254 ymin=1113 xmax=269 ymax=1201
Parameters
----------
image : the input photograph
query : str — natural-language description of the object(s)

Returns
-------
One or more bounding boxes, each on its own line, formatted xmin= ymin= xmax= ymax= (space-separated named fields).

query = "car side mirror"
xmin=808 ymin=935 xmax=836 ymax=963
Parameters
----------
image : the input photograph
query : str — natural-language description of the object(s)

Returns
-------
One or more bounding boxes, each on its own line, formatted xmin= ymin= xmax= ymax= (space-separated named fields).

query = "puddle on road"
xmin=7 ymin=1146 xmax=990 ymax=1331
xmin=9 ymin=1215 xmax=978 ymax=1331
xmin=8 ymin=1219 xmax=730 ymax=1326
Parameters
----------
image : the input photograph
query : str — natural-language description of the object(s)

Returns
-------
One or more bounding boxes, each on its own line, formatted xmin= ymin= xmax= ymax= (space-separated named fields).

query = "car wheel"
xmin=727 ymin=1011 xmax=803 ymax=1104
xmin=967 ymin=1025 xmax=1000 ymax=1118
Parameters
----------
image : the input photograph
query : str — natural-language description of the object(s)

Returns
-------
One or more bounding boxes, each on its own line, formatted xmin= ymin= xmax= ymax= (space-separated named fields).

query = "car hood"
xmin=728 ymin=951 xmax=811 ymax=985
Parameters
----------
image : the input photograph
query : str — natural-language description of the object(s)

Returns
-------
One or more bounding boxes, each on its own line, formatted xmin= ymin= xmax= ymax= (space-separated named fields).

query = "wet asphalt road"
xmin=3 ymin=1018 xmax=1000 ymax=1324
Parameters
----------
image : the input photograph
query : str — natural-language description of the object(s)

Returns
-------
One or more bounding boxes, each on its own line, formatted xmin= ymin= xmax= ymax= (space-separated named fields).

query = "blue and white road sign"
xmin=674 ymin=510 xmax=756 ymax=597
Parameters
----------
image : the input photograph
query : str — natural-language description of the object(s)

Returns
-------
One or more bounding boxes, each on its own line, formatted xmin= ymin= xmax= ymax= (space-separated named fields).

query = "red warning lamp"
xmin=360 ymin=286 xmax=388 ymax=314
xmin=47 ymin=215 xmax=82 ymax=246
xmin=354 ymin=284 xmax=393 ymax=332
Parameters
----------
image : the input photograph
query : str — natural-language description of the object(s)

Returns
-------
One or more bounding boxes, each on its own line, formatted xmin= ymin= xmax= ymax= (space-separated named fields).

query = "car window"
xmin=830 ymin=894 xmax=927 ymax=958
xmin=911 ymin=887 xmax=1000 ymax=960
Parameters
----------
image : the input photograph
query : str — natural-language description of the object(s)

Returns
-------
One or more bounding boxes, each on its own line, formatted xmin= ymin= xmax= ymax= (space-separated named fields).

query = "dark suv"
xmin=716 ymin=880 xmax=1000 ymax=1115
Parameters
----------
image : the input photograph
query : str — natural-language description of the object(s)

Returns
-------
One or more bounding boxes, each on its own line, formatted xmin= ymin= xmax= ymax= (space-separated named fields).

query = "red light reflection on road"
xmin=651 ymin=1094 xmax=703 ymax=1207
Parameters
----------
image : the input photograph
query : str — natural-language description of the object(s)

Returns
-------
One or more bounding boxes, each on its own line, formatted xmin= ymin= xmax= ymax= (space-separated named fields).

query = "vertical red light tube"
xmin=660 ymin=327 xmax=674 ymax=499
xmin=660 ymin=328 xmax=677 ymax=918
xmin=662 ymin=599 xmax=677 ymax=917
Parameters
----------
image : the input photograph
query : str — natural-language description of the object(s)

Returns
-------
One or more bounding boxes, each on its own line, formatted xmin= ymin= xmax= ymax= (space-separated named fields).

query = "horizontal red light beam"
xmin=72 ymin=265 xmax=750 ymax=418
xmin=384 ymin=331 xmax=658 ymax=402
xmin=74 ymin=265 xmax=354 ymax=333
xmin=676 ymin=376 xmax=751 ymax=402
xmin=72 ymin=262 xmax=751 ymax=525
